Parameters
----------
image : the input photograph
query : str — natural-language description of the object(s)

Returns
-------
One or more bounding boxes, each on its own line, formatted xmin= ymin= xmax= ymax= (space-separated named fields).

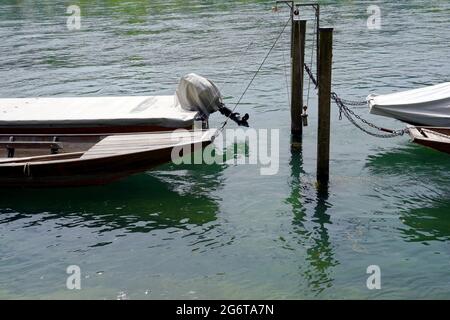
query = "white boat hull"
xmin=0 ymin=73 xmax=223 ymax=134
xmin=368 ymin=82 xmax=450 ymax=126
xmin=0 ymin=95 xmax=200 ymax=134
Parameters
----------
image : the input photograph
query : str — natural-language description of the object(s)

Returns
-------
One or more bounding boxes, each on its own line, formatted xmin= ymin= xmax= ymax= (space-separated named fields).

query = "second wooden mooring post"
xmin=291 ymin=19 xmax=306 ymax=140
xmin=317 ymin=27 xmax=333 ymax=184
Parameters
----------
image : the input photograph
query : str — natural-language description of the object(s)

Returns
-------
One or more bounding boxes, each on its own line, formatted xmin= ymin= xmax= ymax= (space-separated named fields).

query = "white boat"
xmin=368 ymin=82 xmax=450 ymax=126
xmin=0 ymin=73 xmax=226 ymax=134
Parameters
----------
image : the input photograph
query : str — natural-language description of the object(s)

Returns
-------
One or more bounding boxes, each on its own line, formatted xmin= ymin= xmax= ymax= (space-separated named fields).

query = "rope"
xmin=217 ymin=17 xmax=292 ymax=133
xmin=201 ymin=41 xmax=254 ymax=124
xmin=306 ymin=16 xmax=317 ymax=107
xmin=220 ymin=42 xmax=254 ymax=90
xmin=304 ymin=63 xmax=408 ymax=138
xmin=206 ymin=10 xmax=282 ymax=117
xmin=278 ymin=10 xmax=291 ymax=108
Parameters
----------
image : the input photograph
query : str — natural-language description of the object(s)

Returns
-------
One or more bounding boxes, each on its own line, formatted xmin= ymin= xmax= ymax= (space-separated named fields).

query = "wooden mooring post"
xmin=291 ymin=19 xmax=306 ymax=143
xmin=316 ymin=27 xmax=333 ymax=184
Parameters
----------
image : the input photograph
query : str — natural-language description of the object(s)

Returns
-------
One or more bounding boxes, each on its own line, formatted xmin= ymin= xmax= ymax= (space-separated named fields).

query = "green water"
xmin=1 ymin=0 xmax=450 ymax=299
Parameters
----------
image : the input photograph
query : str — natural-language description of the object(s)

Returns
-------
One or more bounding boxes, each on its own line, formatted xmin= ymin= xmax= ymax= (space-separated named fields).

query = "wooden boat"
xmin=0 ymin=129 xmax=216 ymax=187
xmin=408 ymin=126 xmax=450 ymax=154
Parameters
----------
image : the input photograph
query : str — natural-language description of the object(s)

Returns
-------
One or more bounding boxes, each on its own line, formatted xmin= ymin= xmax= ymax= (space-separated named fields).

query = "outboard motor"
xmin=175 ymin=73 xmax=249 ymax=127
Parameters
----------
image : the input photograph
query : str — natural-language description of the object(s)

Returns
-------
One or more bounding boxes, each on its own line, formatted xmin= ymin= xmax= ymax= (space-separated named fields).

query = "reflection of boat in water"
xmin=400 ymin=200 xmax=450 ymax=243
xmin=365 ymin=147 xmax=450 ymax=248
xmin=366 ymin=143 xmax=450 ymax=176
xmin=0 ymin=162 xmax=226 ymax=233
xmin=0 ymin=129 xmax=216 ymax=187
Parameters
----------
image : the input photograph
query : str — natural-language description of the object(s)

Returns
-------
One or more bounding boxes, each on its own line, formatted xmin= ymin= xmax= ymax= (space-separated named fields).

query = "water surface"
xmin=0 ymin=0 xmax=449 ymax=299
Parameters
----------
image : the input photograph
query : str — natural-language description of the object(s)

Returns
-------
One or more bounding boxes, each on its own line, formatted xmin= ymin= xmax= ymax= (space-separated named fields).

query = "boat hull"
xmin=368 ymin=82 xmax=450 ymax=126
xmin=0 ymin=130 xmax=215 ymax=188
xmin=0 ymin=95 xmax=201 ymax=135
xmin=0 ymin=148 xmax=170 ymax=187
xmin=408 ymin=126 xmax=450 ymax=155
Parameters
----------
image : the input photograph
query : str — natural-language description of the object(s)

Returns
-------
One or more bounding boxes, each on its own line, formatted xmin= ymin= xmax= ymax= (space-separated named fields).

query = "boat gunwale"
xmin=0 ymin=129 xmax=216 ymax=167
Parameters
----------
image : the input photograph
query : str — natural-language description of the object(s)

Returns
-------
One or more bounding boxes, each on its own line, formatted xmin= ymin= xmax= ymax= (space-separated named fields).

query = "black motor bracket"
xmin=218 ymin=104 xmax=249 ymax=127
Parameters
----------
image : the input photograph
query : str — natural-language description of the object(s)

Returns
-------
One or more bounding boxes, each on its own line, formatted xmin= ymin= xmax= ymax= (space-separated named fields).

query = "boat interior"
xmin=0 ymin=129 xmax=216 ymax=164
xmin=0 ymin=133 xmax=103 ymax=161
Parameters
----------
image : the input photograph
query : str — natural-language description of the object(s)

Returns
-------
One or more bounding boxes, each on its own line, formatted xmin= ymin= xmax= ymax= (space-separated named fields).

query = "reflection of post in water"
xmin=286 ymin=148 xmax=338 ymax=295
xmin=303 ymin=184 xmax=338 ymax=294
xmin=291 ymin=134 xmax=303 ymax=152
xmin=287 ymin=146 xmax=305 ymax=221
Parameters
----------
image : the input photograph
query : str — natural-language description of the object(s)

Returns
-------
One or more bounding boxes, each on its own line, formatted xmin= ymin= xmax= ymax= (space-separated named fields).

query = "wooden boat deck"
xmin=81 ymin=130 xmax=214 ymax=159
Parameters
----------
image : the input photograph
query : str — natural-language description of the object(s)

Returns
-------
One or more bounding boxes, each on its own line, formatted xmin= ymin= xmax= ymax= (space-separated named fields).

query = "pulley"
xmin=302 ymin=105 xmax=308 ymax=127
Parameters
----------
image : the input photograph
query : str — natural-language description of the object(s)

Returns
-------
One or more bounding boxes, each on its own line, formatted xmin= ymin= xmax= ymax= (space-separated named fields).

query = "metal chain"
xmin=339 ymin=98 xmax=367 ymax=106
xmin=303 ymin=63 xmax=407 ymax=138
xmin=304 ymin=64 xmax=365 ymax=106
xmin=304 ymin=63 xmax=318 ymax=87
xmin=331 ymin=92 xmax=408 ymax=138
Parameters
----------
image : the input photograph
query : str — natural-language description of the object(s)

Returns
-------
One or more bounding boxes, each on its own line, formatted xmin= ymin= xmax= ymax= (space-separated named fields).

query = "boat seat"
xmin=0 ymin=140 xmax=63 ymax=158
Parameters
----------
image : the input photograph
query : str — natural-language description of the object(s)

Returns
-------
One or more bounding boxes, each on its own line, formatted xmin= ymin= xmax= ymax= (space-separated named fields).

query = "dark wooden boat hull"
xmin=0 ymin=130 xmax=214 ymax=188
xmin=413 ymin=139 xmax=450 ymax=154
xmin=0 ymin=142 xmax=210 ymax=187
xmin=408 ymin=126 xmax=450 ymax=155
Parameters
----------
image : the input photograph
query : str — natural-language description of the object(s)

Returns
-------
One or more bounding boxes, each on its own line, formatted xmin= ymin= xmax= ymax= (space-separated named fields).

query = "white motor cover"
xmin=175 ymin=73 xmax=222 ymax=115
